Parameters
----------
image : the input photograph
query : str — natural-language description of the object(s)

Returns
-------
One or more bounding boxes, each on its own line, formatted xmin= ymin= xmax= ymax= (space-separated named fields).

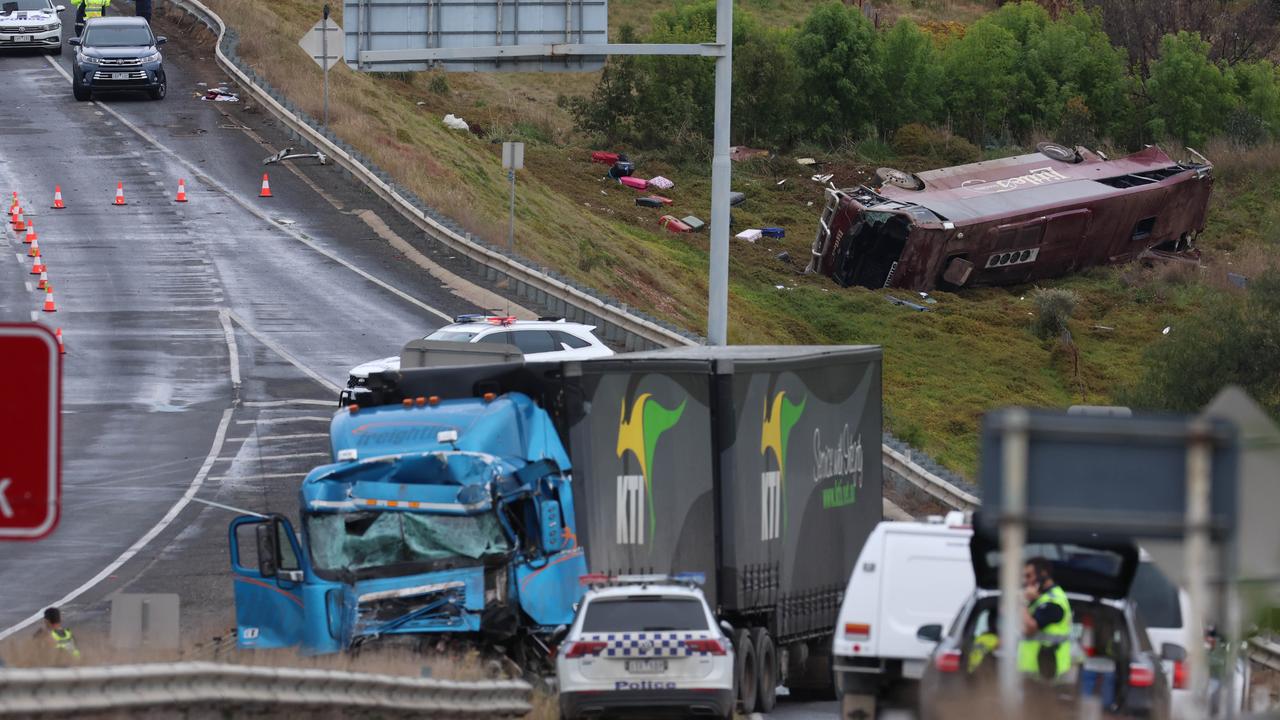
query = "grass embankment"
xmin=187 ymin=0 xmax=1280 ymax=476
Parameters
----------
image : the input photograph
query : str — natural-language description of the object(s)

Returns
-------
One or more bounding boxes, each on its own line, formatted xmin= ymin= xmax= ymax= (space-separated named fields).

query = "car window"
xmin=1130 ymin=562 xmax=1182 ymax=629
xmin=552 ymin=331 xmax=591 ymax=350
xmin=476 ymin=331 xmax=512 ymax=346
xmin=507 ymin=330 xmax=557 ymax=355
xmin=85 ymin=25 xmax=155 ymax=47
xmin=581 ymin=596 xmax=709 ymax=633
xmin=425 ymin=330 xmax=478 ymax=342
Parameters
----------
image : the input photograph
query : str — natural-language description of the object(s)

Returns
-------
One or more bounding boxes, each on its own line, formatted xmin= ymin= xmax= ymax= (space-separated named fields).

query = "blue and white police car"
xmin=556 ymin=573 xmax=735 ymax=720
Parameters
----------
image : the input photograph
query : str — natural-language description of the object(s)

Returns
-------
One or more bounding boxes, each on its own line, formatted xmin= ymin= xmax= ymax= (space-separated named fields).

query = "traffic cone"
xmin=10 ymin=191 xmax=18 ymax=211
xmin=113 ymin=182 xmax=126 ymax=206
xmin=23 ymin=220 xmax=37 ymax=244
xmin=175 ymin=178 xmax=188 ymax=203
xmin=52 ymin=186 xmax=65 ymax=210
xmin=55 ymin=327 xmax=65 ymax=354
xmin=42 ymin=286 xmax=57 ymax=312
xmin=30 ymin=252 xmax=45 ymax=275
xmin=12 ymin=210 xmax=26 ymax=232
xmin=258 ymin=173 xmax=273 ymax=198
xmin=28 ymin=238 xmax=40 ymax=257
xmin=38 ymin=268 xmax=49 ymax=290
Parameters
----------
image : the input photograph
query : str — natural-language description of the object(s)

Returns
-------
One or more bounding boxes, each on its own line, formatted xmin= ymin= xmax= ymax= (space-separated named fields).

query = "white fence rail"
xmin=0 ymin=662 xmax=531 ymax=717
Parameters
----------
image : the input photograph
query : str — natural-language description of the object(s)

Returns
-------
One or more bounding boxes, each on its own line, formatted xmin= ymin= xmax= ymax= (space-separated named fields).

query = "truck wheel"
xmin=734 ymin=628 xmax=758 ymax=714
xmin=753 ymin=628 xmax=777 ymax=713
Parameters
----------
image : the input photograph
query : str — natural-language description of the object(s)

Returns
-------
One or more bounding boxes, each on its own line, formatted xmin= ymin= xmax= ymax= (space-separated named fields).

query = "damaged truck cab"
xmin=228 ymin=391 xmax=586 ymax=660
xmin=806 ymin=145 xmax=1213 ymax=292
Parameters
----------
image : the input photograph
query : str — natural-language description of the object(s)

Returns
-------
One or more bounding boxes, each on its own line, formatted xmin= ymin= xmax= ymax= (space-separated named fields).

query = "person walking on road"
xmin=1018 ymin=557 xmax=1073 ymax=680
xmin=37 ymin=607 xmax=81 ymax=663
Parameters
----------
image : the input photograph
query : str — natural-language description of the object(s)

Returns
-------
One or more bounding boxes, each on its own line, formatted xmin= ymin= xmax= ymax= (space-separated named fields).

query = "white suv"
xmin=557 ymin=574 xmax=734 ymax=720
xmin=0 ymin=0 xmax=64 ymax=55
xmin=346 ymin=316 xmax=614 ymax=387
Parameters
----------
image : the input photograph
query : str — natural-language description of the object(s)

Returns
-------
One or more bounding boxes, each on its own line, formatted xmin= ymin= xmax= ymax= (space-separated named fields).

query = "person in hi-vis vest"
xmin=1019 ymin=557 xmax=1073 ymax=680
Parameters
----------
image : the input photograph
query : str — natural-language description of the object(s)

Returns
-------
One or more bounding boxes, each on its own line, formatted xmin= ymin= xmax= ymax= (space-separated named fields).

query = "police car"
xmin=557 ymin=573 xmax=735 ymax=720
xmin=0 ymin=0 xmax=64 ymax=55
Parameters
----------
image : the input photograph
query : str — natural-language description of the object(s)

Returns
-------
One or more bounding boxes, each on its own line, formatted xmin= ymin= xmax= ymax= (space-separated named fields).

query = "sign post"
xmin=0 ymin=323 xmax=61 ymax=540
xmin=502 ymin=141 xmax=524 ymax=250
xmin=298 ymin=10 xmax=343 ymax=126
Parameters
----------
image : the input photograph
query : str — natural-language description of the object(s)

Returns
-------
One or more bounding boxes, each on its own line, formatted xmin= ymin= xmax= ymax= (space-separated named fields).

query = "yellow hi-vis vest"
xmin=83 ymin=0 xmax=109 ymax=19
xmin=1017 ymin=584 xmax=1072 ymax=679
xmin=51 ymin=628 xmax=81 ymax=660
xmin=968 ymin=632 xmax=999 ymax=672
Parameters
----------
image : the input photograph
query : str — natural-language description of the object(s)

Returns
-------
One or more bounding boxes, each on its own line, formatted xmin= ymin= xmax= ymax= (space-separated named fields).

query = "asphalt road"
xmin=0 ymin=13 xmax=488 ymax=643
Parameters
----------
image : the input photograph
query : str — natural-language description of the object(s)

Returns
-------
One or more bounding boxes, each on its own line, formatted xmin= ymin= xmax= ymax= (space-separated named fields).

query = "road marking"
xmin=210 ymin=472 xmax=303 ymax=483
xmin=0 ymin=407 xmax=235 ymax=642
xmin=217 ymin=451 xmax=328 ymax=462
xmin=223 ymin=309 xmax=341 ymax=395
xmin=190 ymin=496 xmax=268 ymax=519
xmin=241 ymin=399 xmax=335 ymax=408
xmin=224 ymin=432 xmax=330 ymax=443
xmin=218 ymin=308 xmax=241 ymax=390
xmin=41 ymin=54 xmax=457 ymax=323
xmin=235 ymin=416 xmax=332 ymax=426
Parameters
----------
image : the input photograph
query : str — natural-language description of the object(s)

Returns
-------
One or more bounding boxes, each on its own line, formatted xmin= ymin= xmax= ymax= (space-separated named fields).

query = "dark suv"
xmin=916 ymin=533 xmax=1178 ymax=719
xmin=69 ymin=17 xmax=165 ymax=101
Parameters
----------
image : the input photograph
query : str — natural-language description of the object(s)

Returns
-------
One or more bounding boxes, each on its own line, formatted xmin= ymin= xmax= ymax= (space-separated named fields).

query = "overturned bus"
xmin=805 ymin=144 xmax=1213 ymax=292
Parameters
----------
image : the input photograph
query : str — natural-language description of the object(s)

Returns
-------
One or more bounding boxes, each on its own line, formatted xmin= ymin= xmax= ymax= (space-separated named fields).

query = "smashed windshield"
xmin=307 ymin=511 xmax=510 ymax=575
xmin=84 ymin=25 xmax=154 ymax=47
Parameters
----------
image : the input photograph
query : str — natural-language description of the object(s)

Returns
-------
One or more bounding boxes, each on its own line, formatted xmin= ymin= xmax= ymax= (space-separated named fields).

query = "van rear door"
xmin=877 ymin=529 xmax=974 ymax=668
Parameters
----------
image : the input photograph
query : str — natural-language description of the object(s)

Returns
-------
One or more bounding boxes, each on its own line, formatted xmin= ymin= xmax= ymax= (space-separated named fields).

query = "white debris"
xmin=1162 ymin=326 xmax=1172 ymax=335
xmin=442 ymin=114 xmax=469 ymax=131
xmin=736 ymin=229 xmax=762 ymax=243
xmin=796 ymin=157 xmax=816 ymax=166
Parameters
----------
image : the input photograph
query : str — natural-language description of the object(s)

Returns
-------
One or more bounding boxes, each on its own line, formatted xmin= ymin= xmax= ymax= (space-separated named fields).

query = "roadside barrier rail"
xmin=0 ymin=662 xmax=531 ymax=717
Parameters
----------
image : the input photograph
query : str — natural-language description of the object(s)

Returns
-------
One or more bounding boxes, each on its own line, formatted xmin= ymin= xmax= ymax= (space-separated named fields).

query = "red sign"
xmin=0 ymin=323 xmax=61 ymax=540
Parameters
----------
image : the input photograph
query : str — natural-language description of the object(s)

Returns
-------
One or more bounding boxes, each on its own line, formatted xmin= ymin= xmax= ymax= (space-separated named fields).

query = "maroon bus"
xmin=805 ymin=144 xmax=1213 ymax=292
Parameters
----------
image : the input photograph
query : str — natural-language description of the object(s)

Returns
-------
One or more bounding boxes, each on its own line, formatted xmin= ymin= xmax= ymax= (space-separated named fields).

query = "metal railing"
xmin=0 ymin=662 xmax=531 ymax=717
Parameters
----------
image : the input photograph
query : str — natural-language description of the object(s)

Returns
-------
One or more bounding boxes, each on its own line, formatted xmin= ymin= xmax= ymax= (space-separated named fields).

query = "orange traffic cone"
xmin=30 ymin=253 xmax=45 ymax=275
xmin=55 ymin=327 xmax=65 ymax=354
xmin=28 ymin=238 xmax=40 ymax=257
xmin=113 ymin=182 xmax=126 ymax=206
xmin=175 ymin=178 xmax=188 ymax=203
xmin=8 ymin=205 xmax=17 ymax=225
xmin=38 ymin=268 xmax=49 ymax=290
xmin=12 ymin=210 xmax=26 ymax=231
xmin=42 ymin=286 xmax=57 ymax=312
xmin=258 ymin=173 xmax=273 ymax=198
xmin=23 ymin=220 xmax=37 ymax=244
xmin=10 ymin=191 xmax=17 ymax=209
xmin=52 ymin=186 xmax=65 ymax=210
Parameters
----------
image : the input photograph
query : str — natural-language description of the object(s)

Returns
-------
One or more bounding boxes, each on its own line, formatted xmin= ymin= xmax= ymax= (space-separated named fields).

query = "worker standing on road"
xmin=71 ymin=0 xmax=86 ymax=36
xmin=81 ymin=0 xmax=110 ymax=24
xmin=134 ymin=0 xmax=150 ymax=23
xmin=1018 ymin=557 xmax=1073 ymax=680
xmin=38 ymin=607 xmax=81 ymax=664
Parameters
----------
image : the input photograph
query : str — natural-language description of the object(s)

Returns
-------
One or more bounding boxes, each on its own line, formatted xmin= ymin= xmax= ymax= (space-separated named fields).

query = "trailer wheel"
xmin=1036 ymin=141 xmax=1083 ymax=164
xmin=734 ymin=629 xmax=758 ymax=714
xmin=753 ymin=628 xmax=778 ymax=713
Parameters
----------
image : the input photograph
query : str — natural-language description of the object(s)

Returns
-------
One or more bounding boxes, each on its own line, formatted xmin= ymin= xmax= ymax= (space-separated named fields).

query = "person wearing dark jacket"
xmin=134 ymin=0 xmax=150 ymax=22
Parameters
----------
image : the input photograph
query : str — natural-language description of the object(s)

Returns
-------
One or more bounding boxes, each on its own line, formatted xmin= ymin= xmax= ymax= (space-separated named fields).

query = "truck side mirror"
xmin=255 ymin=522 xmax=279 ymax=578
xmin=917 ymin=624 xmax=943 ymax=644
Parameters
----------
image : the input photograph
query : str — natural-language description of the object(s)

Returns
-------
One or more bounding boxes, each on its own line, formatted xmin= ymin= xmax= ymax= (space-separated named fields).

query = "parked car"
xmin=69 ymin=17 xmax=166 ymax=101
xmin=833 ymin=512 xmax=975 ymax=716
xmin=345 ymin=315 xmax=613 ymax=389
xmin=556 ymin=574 xmax=734 ymax=720
xmin=0 ymin=0 xmax=64 ymax=55
xmin=917 ymin=533 xmax=1176 ymax=720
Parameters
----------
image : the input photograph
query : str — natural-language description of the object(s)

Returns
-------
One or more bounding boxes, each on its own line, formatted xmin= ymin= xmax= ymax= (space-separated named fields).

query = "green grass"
xmin=194 ymin=0 xmax=1280 ymax=478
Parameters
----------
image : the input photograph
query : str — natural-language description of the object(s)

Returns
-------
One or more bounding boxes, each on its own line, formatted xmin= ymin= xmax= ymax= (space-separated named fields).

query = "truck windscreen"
xmin=307 ymin=511 xmax=511 ymax=576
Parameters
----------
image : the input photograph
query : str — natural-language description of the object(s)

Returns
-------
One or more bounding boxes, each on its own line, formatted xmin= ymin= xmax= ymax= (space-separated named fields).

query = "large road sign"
xmin=0 ymin=323 xmax=61 ymax=540
xmin=299 ymin=17 xmax=343 ymax=71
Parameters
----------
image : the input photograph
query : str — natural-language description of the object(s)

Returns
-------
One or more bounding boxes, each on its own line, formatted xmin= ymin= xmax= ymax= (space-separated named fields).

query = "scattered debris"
xmin=201 ymin=87 xmax=239 ymax=102
xmin=196 ymin=82 xmax=208 ymax=87
xmin=730 ymin=146 xmax=769 ymax=162
xmin=729 ymin=191 xmax=746 ymax=207
xmin=806 ymin=201 xmax=814 ymax=206
xmin=647 ymin=175 xmax=673 ymax=190
xmin=918 ymin=292 xmax=937 ymax=305
xmin=636 ymin=196 xmax=670 ymax=208
xmin=810 ymin=173 xmax=834 ymax=184
xmin=761 ymin=227 xmax=785 ymax=239
xmin=607 ymin=156 xmax=635 ymax=179
xmin=682 ymin=215 xmax=705 ymax=231
xmin=416 ymin=101 xmax=426 ymax=106
xmin=1162 ymin=326 xmax=1172 ymax=335
xmin=736 ymin=229 xmax=762 ymax=243
xmin=776 ymin=251 xmax=791 ymax=263
xmin=1092 ymin=325 xmax=1115 ymax=332
xmin=275 ymin=218 xmax=296 ymax=225
xmin=442 ymin=114 xmax=469 ymax=131
xmin=886 ymin=296 xmax=930 ymax=312
xmin=1228 ymin=272 xmax=1248 ymax=288
xmin=263 ymin=147 xmax=327 ymax=166
xmin=659 ymin=215 xmax=692 ymax=233
xmin=619 ymin=176 xmax=648 ymax=190
xmin=796 ymin=157 xmax=817 ymax=166
xmin=775 ymin=284 xmax=786 ymax=290
xmin=591 ymin=151 xmax=620 ymax=165
xmin=777 ymin=179 xmax=787 ymax=186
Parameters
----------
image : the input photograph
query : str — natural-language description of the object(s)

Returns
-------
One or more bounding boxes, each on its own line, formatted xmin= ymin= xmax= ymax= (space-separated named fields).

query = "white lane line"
xmin=217 ymin=451 xmax=329 ymax=462
xmin=218 ymin=308 xmax=241 ymax=389
xmin=223 ymin=309 xmax=341 ymax=395
xmin=241 ymin=399 xmax=335 ymax=408
xmin=0 ymin=407 xmax=235 ymax=642
xmin=190 ymin=496 xmax=267 ymax=519
xmin=224 ymin=432 xmax=329 ymax=443
xmin=210 ymin=472 xmax=303 ymax=482
xmin=235 ymin=416 xmax=332 ymax=426
xmin=41 ymin=55 xmax=454 ymax=323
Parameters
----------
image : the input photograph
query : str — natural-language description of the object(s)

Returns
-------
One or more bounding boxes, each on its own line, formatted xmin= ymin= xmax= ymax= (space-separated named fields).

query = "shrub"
xmin=1030 ymin=287 xmax=1079 ymax=340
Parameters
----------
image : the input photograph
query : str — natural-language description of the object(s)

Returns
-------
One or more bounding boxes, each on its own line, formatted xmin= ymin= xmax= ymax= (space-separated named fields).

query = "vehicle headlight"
xmin=75 ymin=51 xmax=89 ymax=64
xmin=139 ymin=51 xmax=161 ymax=64
xmin=43 ymin=21 xmax=60 ymax=31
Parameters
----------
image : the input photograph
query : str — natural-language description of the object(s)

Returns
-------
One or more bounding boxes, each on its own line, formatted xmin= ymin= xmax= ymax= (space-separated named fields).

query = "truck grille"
xmin=93 ymin=70 xmax=147 ymax=81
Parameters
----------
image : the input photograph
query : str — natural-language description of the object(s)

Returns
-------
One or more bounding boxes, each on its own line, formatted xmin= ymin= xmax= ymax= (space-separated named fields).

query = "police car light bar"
xmin=577 ymin=572 xmax=706 ymax=587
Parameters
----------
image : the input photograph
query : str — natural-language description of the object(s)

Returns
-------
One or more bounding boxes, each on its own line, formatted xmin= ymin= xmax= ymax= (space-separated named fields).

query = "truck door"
xmin=229 ymin=515 xmax=306 ymax=649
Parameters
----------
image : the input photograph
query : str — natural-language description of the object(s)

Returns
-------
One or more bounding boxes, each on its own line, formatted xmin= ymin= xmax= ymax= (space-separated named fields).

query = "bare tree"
xmin=1082 ymin=0 xmax=1280 ymax=71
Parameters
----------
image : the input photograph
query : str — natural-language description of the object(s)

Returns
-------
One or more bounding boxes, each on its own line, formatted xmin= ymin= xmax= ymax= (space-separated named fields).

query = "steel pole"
xmin=998 ymin=408 xmax=1029 ymax=713
xmin=508 ymin=168 xmax=516 ymax=250
xmin=1186 ymin=423 xmax=1212 ymax=719
xmin=706 ymin=0 xmax=731 ymax=345
xmin=322 ymin=5 xmax=331 ymax=127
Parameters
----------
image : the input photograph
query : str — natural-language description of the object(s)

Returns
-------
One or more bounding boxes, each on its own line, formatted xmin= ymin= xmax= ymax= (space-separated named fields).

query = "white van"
xmin=833 ymin=512 xmax=975 ymax=706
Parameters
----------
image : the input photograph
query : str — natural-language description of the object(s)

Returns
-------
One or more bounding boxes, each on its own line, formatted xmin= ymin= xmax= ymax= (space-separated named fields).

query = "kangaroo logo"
xmin=616 ymin=392 xmax=686 ymax=545
xmin=760 ymin=391 xmax=806 ymax=541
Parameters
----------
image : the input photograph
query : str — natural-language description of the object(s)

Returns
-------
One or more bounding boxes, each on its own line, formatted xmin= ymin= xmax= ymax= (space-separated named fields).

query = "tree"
xmin=941 ymin=20 xmax=1020 ymax=143
xmin=1023 ymin=7 xmax=1131 ymax=140
xmin=733 ymin=23 xmax=802 ymax=147
xmin=1229 ymin=59 xmax=1280 ymax=142
xmin=1146 ymin=31 xmax=1235 ymax=146
xmin=793 ymin=1 xmax=883 ymax=145
xmin=876 ymin=20 xmax=943 ymax=132
xmin=567 ymin=25 xmax=641 ymax=143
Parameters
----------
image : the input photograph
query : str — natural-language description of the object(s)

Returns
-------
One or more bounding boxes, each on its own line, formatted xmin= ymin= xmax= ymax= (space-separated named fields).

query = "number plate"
xmin=625 ymin=659 xmax=667 ymax=674
xmin=12 ymin=35 xmax=33 ymax=42
xmin=109 ymin=72 xmax=131 ymax=79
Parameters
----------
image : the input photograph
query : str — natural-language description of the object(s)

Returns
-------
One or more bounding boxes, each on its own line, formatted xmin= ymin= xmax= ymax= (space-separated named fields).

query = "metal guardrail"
xmin=0 ymin=662 xmax=531 ymax=717
xmin=157 ymin=0 xmax=972 ymax=512
xmin=1249 ymin=637 xmax=1280 ymax=673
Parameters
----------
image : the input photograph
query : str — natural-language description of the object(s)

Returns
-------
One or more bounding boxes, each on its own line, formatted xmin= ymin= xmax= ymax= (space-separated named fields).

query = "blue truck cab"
xmin=228 ymin=391 xmax=588 ymax=658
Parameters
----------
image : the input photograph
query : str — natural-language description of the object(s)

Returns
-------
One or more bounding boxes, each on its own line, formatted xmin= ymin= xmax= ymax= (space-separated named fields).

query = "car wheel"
xmin=753 ymin=628 xmax=777 ymax=713
xmin=72 ymin=80 xmax=90 ymax=102
xmin=733 ymin=628 xmax=758 ymax=714
xmin=149 ymin=72 xmax=166 ymax=100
